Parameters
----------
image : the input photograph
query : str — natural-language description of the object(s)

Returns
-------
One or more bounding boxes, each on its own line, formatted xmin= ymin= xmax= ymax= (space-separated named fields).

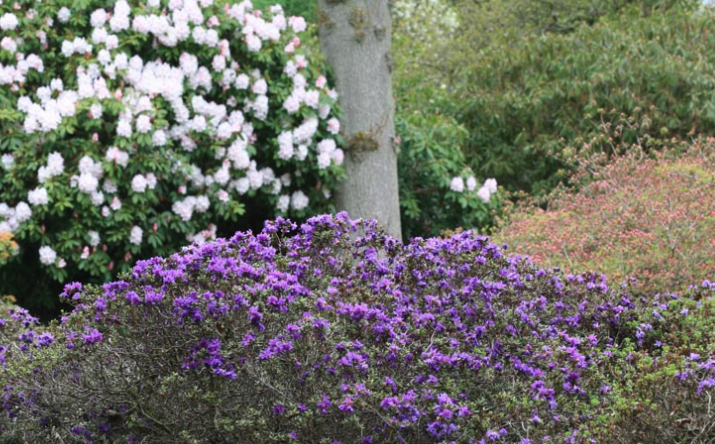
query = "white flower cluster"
xmin=38 ymin=245 xmax=57 ymax=265
xmin=450 ymin=176 xmax=498 ymax=203
xmin=37 ymin=152 xmax=64 ymax=183
xmin=28 ymin=187 xmax=49 ymax=206
xmin=186 ymin=223 xmax=217 ymax=245
xmin=0 ymin=0 xmax=343 ymax=272
xmin=0 ymin=202 xmax=31 ymax=233
xmin=0 ymin=13 xmax=42 ymax=88
xmin=171 ymin=195 xmax=211 ymax=222
xmin=129 ymin=225 xmax=143 ymax=245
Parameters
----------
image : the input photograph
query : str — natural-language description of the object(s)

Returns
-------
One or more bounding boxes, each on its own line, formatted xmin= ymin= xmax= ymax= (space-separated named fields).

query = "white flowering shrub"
xmin=0 ymin=0 xmax=344 ymax=309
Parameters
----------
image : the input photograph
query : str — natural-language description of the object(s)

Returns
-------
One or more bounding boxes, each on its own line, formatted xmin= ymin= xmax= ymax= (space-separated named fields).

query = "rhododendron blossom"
xmin=0 ymin=0 xmax=344 ymax=295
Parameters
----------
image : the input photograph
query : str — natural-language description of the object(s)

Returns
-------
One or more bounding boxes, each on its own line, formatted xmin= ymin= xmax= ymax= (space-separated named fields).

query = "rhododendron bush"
xmin=0 ymin=0 xmax=343 ymax=309
xmin=495 ymin=139 xmax=715 ymax=296
xmin=3 ymin=213 xmax=715 ymax=443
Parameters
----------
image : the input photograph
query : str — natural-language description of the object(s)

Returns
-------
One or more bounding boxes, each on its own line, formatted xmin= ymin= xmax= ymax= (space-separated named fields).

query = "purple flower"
xmin=81 ymin=328 xmax=103 ymax=344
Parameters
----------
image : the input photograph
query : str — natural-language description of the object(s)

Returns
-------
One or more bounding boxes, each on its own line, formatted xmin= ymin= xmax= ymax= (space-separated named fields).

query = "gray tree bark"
xmin=318 ymin=0 xmax=403 ymax=240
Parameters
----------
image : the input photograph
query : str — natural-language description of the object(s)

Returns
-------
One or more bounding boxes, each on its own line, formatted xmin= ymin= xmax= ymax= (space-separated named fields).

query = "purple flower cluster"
xmin=1 ymin=213 xmax=714 ymax=443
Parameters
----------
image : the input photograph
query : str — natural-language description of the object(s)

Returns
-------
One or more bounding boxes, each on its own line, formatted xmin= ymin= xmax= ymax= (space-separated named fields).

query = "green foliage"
xmin=396 ymin=83 xmax=502 ymax=239
xmin=495 ymin=139 xmax=715 ymax=296
xmin=452 ymin=2 xmax=714 ymax=196
xmin=393 ymin=0 xmax=501 ymax=238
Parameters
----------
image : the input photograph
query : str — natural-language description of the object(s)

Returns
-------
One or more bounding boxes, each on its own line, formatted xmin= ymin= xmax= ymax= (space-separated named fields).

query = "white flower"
xmin=129 ymin=225 xmax=143 ymax=245
xmin=39 ymin=246 xmax=57 ymax=265
xmin=110 ymin=196 xmax=122 ymax=210
xmin=117 ymin=119 xmax=132 ymax=137
xmin=293 ymin=73 xmax=307 ymax=90
xmin=276 ymin=194 xmax=290 ymax=212
xmin=317 ymin=139 xmax=336 ymax=155
xmin=247 ymin=169 xmax=263 ymax=190
xmin=78 ymin=173 xmax=99 ymax=193
xmin=234 ymin=178 xmax=249 ymax=194
xmin=304 ymin=90 xmax=320 ymax=108
xmin=90 ymin=8 xmax=107 ymax=28
xmin=90 ymin=191 xmax=104 ymax=206
xmin=477 ymin=186 xmax=491 ymax=203
xmin=245 ymin=34 xmax=261 ymax=52
xmin=283 ymin=60 xmax=297 ymax=77
xmin=216 ymin=189 xmax=229 ymax=202
xmin=50 ymin=79 xmax=64 ymax=91
xmin=292 ymin=118 xmax=318 ymax=144
xmin=331 ymin=149 xmax=344 ymax=165
xmin=317 ymin=152 xmax=331 ymax=169
xmin=1 ymin=154 xmax=14 ymax=170
xmin=466 ymin=176 xmax=477 ymax=192
xmin=290 ymin=190 xmax=309 ymax=211
xmin=1 ymin=37 xmax=17 ymax=53
xmin=270 ymin=179 xmax=281 ymax=195
xmin=216 ymin=122 xmax=233 ymax=139
xmin=88 ymin=230 xmax=100 ymax=247
xmin=28 ymin=187 xmax=49 ymax=206
xmin=136 ymin=114 xmax=152 ymax=133
xmin=252 ymin=79 xmax=268 ymax=95
xmin=289 ymin=16 xmax=306 ymax=33
xmin=78 ymin=156 xmax=103 ymax=178
xmin=251 ymin=95 xmax=269 ymax=120
xmin=450 ymin=177 xmax=464 ymax=193
xmin=131 ymin=174 xmax=148 ymax=193
xmin=172 ymin=198 xmax=194 ymax=221
xmin=14 ymin=202 xmax=32 ymax=223
xmin=484 ymin=178 xmax=498 ymax=194
xmin=212 ymin=55 xmax=226 ymax=71
xmin=235 ymin=73 xmax=250 ymax=89
xmin=327 ymin=118 xmax=340 ymax=135
xmin=97 ymin=49 xmax=111 ymax=65
xmin=0 ymin=13 xmax=19 ymax=31
xmin=277 ymin=131 xmax=294 ymax=160
xmin=46 ymin=152 xmax=64 ymax=177
xmin=90 ymin=103 xmax=103 ymax=119
xmin=106 ymin=147 xmax=129 ymax=167
xmin=213 ymin=166 xmax=230 ymax=185
xmin=152 ymin=129 xmax=167 ymax=146
xmin=283 ymin=95 xmax=300 ymax=114
xmin=145 ymin=173 xmax=157 ymax=189
xmin=296 ymin=144 xmax=308 ymax=161
xmin=57 ymin=7 xmax=71 ymax=23
xmin=195 ymin=195 xmax=210 ymax=212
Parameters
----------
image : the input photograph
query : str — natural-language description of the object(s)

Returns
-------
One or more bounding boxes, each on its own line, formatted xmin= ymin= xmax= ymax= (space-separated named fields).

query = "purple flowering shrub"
xmin=1 ymin=213 xmax=715 ymax=443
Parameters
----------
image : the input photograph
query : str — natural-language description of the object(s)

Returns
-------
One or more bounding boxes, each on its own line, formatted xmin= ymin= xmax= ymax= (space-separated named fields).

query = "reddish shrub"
xmin=496 ymin=139 xmax=715 ymax=295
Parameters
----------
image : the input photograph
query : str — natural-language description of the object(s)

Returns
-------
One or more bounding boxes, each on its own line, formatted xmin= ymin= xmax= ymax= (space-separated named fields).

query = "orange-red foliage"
xmin=496 ymin=139 xmax=715 ymax=295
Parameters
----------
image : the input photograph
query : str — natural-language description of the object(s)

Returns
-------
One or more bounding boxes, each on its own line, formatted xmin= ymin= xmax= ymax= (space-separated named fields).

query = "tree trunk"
xmin=318 ymin=0 xmax=403 ymax=240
